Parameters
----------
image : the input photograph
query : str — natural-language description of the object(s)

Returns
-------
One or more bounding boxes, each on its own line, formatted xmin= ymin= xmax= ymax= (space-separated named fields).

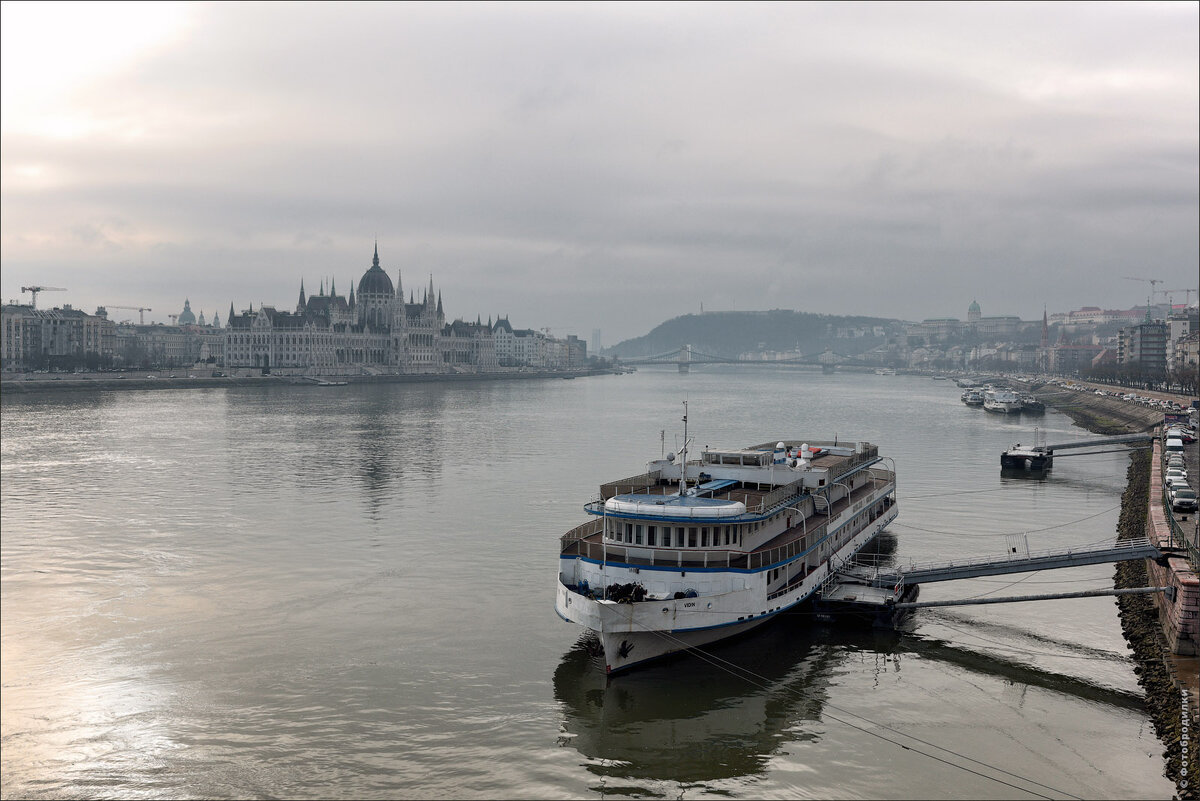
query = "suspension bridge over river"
xmin=618 ymin=345 xmax=877 ymax=372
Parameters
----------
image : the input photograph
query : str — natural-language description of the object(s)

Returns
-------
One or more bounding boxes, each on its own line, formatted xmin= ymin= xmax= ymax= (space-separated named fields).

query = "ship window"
xmin=676 ymin=528 xmax=685 ymax=548
xmin=701 ymin=527 xmax=709 ymax=547
xmin=635 ymin=524 xmax=643 ymax=545
xmin=647 ymin=526 xmax=657 ymax=546
xmin=688 ymin=527 xmax=698 ymax=548
xmin=624 ymin=523 xmax=633 ymax=543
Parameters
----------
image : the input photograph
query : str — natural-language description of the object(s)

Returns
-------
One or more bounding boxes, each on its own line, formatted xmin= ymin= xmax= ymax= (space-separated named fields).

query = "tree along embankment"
xmin=1033 ymin=385 xmax=1196 ymax=798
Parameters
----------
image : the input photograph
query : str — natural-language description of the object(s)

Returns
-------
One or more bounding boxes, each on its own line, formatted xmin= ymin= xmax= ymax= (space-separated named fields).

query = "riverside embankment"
xmin=0 ymin=368 xmax=614 ymax=394
xmin=1028 ymin=381 xmax=1198 ymax=798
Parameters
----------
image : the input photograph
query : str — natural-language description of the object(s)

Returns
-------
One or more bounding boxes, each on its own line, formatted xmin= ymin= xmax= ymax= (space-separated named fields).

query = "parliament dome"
xmin=357 ymin=244 xmax=394 ymax=297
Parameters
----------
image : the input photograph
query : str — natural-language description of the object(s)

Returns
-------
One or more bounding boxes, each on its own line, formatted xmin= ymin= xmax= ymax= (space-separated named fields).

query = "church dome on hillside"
xmin=357 ymin=243 xmax=394 ymax=297
xmin=178 ymin=298 xmax=196 ymax=325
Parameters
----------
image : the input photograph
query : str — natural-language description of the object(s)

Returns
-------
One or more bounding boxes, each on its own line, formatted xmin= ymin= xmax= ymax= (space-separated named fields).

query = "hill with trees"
xmin=607 ymin=309 xmax=906 ymax=359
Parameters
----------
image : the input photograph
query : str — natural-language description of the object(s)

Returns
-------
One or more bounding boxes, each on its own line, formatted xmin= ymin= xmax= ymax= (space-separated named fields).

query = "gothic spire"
xmin=373 ymin=240 xmax=380 ymax=268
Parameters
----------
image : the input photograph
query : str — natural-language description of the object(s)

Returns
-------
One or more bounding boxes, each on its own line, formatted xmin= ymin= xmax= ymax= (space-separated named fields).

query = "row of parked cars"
xmin=1165 ymin=425 xmax=1196 ymax=513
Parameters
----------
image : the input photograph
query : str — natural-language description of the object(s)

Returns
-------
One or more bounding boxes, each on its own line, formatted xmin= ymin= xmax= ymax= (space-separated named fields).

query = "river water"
xmin=0 ymin=369 xmax=1175 ymax=799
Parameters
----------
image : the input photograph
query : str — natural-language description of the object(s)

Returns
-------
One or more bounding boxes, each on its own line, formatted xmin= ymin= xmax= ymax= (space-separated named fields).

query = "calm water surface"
xmin=1 ymin=370 xmax=1173 ymax=798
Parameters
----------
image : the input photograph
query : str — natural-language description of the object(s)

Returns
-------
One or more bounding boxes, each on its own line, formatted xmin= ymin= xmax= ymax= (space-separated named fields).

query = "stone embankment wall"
xmin=1146 ymin=440 xmax=1199 ymax=656
xmin=1029 ymin=382 xmax=1197 ymax=797
xmin=1029 ymin=384 xmax=1168 ymax=434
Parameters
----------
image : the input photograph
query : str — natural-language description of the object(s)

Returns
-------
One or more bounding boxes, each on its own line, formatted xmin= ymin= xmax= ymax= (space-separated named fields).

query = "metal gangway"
xmin=846 ymin=536 xmax=1160 ymax=588
xmin=1038 ymin=433 xmax=1155 ymax=451
xmin=1009 ymin=433 xmax=1154 ymax=458
xmin=821 ymin=537 xmax=1168 ymax=619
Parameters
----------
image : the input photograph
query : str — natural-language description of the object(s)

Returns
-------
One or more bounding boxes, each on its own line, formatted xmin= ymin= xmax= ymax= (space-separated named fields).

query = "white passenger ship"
xmin=983 ymin=389 xmax=1023 ymax=414
xmin=555 ymin=407 xmax=898 ymax=674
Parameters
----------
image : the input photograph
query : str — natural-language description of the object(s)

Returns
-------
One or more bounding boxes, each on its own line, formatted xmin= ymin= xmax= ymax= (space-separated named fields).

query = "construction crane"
xmin=104 ymin=305 xmax=152 ymax=324
xmin=20 ymin=286 xmax=66 ymax=308
xmin=1124 ymin=276 xmax=1163 ymax=293
xmin=1158 ymin=288 xmax=1198 ymax=309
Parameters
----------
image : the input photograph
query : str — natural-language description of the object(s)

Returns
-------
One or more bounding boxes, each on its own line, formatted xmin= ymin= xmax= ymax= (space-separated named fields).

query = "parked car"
xmin=1169 ymin=486 xmax=1197 ymax=513
xmin=1164 ymin=469 xmax=1188 ymax=488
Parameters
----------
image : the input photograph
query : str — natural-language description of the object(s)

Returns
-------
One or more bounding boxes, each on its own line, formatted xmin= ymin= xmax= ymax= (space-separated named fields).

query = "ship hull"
xmin=556 ymin=503 xmax=898 ymax=673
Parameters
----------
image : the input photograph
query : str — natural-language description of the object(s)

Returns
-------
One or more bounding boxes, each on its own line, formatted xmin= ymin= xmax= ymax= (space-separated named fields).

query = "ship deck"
xmin=562 ymin=465 xmax=895 ymax=572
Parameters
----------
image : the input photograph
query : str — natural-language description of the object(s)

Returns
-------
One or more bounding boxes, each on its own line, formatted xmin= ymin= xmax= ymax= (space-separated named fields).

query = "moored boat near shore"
xmin=1018 ymin=393 xmax=1045 ymax=414
xmin=555 ymin=405 xmax=898 ymax=674
xmin=983 ymin=389 xmax=1022 ymax=414
xmin=961 ymin=390 xmax=984 ymax=406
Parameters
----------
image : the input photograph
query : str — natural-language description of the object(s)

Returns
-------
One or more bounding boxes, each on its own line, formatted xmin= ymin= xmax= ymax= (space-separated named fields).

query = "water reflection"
xmin=553 ymin=618 xmax=841 ymax=785
xmin=217 ymin=384 xmax=452 ymax=516
xmin=555 ymin=613 xmax=1147 ymax=789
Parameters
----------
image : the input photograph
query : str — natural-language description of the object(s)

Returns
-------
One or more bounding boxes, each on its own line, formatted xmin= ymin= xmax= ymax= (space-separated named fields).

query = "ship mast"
xmin=679 ymin=400 xmax=688 ymax=495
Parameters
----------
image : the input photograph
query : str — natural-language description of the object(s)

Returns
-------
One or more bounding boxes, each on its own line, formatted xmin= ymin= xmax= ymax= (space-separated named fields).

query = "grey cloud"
xmin=2 ymin=2 xmax=1196 ymax=340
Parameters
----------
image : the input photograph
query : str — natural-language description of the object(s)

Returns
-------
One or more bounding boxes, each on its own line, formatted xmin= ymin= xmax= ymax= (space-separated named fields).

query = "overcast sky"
xmin=2 ymin=1 xmax=1196 ymax=343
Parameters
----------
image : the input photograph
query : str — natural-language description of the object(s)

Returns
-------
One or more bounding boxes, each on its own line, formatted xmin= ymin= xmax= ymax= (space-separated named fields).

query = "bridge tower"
xmin=819 ymin=348 xmax=837 ymax=374
xmin=679 ymin=344 xmax=691 ymax=373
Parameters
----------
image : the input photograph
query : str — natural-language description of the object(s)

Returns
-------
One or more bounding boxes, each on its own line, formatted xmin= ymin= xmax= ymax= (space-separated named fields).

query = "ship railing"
xmin=600 ymin=472 xmax=663 ymax=500
xmin=754 ymin=464 xmax=893 ymax=517
xmin=766 ymin=569 xmax=813 ymax=601
xmin=562 ymin=480 xmax=894 ymax=568
xmin=559 ymin=519 xmax=604 ymax=555
xmin=566 ymin=539 xmax=746 ymax=569
xmin=745 ymin=441 xmax=880 ymax=478
xmin=563 ymin=516 xmax=835 ymax=571
xmin=818 ymin=554 xmax=844 ymax=598
xmin=755 ymin=479 xmax=807 ymax=514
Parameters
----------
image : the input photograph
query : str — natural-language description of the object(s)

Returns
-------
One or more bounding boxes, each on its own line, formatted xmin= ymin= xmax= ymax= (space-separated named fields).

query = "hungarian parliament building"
xmin=231 ymin=245 xmax=586 ymax=375
xmin=0 ymin=245 xmax=586 ymax=374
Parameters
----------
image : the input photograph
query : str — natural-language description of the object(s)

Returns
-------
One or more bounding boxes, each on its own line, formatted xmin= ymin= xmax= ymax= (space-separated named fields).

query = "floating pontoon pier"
xmin=1000 ymin=433 xmax=1154 ymax=472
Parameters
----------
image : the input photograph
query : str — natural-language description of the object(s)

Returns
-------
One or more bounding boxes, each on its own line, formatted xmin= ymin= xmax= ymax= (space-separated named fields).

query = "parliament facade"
xmin=224 ymin=245 xmax=577 ymax=375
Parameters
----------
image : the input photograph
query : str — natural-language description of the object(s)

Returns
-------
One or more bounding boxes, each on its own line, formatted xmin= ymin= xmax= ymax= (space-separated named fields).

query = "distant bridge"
xmin=617 ymin=345 xmax=874 ymax=373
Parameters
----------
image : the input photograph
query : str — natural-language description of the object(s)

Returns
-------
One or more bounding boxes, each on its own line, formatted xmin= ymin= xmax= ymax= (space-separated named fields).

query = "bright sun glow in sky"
xmin=1 ymin=2 xmax=192 ymax=139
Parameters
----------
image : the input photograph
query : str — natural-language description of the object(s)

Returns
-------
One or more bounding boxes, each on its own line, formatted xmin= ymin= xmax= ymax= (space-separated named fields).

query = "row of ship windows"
xmin=605 ymin=520 xmax=770 ymax=548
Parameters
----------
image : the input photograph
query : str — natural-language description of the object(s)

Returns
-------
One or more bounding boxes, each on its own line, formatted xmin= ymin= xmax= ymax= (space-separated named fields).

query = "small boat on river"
xmin=554 ymin=404 xmax=899 ymax=674
xmin=1019 ymin=394 xmax=1045 ymax=414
